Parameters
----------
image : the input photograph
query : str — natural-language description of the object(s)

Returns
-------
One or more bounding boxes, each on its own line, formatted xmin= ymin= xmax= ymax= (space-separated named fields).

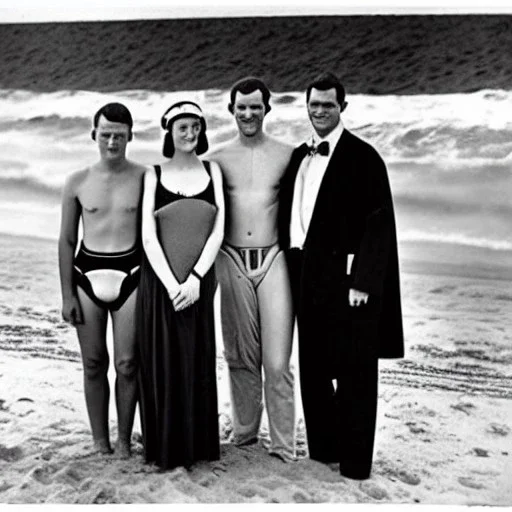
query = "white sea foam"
xmin=399 ymin=230 xmax=512 ymax=252
xmin=0 ymin=88 xmax=510 ymax=249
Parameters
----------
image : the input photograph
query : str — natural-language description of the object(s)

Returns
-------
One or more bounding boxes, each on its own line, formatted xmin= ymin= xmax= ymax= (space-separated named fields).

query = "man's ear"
xmin=91 ymin=129 xmax=96 ymax=141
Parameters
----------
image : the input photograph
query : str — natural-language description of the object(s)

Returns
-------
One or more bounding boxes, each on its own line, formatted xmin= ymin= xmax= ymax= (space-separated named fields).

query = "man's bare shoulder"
xmin=125 ymin=160 xmax=149 ymax=178
xmin=264 ymin=135 xmax=294 ymax=156
xmin=207 ymin=139 xmax=240 ymax=160
xmin=63 ymin=167 xmax=90 ymax=195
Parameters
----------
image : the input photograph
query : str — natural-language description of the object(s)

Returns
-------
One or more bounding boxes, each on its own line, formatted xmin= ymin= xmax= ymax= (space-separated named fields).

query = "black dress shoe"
xmin=339 ymin=465 xmax=372 ymax=480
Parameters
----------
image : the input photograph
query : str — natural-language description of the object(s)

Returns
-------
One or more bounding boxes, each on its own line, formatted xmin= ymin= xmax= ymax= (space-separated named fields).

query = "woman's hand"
xmin=172 ymin=274 xmax=201 ymax=312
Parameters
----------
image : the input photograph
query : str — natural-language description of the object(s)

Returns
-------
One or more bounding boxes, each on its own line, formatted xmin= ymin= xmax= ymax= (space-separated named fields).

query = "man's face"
xmin=95 ymin=115 xmax=130 ymax=161
xmin=232 ymin=89 xmax=266 ymax=137
xmin=307 ymin=87 xmax=341 ymax=138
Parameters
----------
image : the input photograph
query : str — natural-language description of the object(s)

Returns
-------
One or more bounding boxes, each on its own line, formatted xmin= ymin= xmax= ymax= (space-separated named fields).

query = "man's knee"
xmin=264 ymin=359 xmax=293 ymax=384
xmin=83 ymin=355 xmax=109 ymax=379
xmin=114 ymin=356 xmax=137 ymax=379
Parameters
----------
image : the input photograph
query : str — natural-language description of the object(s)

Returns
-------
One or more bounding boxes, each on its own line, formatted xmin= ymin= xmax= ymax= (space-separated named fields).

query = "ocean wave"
xmin=1 ymin=87 xmax=511 ymax=253
xmin=399 ymin=230 xmax=512 ymax=251
xmin=1 ymin=88 xmax=511 ymax=168
xmin=0 ymin=115 xmax=90 ymax=134
xmin=0 ymin=176 xmax=62 ymax=196
xmin=0 ymin=200 xmax=60 ymax=215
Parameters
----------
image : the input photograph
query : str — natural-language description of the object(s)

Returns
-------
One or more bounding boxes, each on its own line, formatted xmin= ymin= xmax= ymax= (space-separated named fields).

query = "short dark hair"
xmin=93 ymin=102 xmax=133 ymax=129
xmin=306 ymin=72 xmax=346 ymax=105
xmin=161 ymin=101 xmax=208 ymax=158
xmin=229 ymin=76 xmax=272 ymax=114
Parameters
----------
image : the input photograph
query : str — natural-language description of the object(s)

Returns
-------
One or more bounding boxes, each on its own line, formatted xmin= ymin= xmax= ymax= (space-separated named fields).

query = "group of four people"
xmin=58 ymin=72 xmax=403 ymax=481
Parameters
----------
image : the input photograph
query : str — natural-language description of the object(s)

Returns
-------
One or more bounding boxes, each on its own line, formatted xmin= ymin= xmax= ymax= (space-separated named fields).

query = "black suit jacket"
xmin=279 ymin=129 xmax=404 ymax=359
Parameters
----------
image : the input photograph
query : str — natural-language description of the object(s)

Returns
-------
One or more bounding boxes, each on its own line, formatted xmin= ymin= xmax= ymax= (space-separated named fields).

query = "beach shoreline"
xmin=0 ymin=232 xmax=511 ymax=504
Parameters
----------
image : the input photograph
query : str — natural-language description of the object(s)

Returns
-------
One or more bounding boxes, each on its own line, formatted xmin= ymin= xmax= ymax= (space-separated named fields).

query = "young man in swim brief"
xmin=208 ymin=77 xmax=296 ymax=462
xmin=58 ymin=103 xmax=146 ymax=458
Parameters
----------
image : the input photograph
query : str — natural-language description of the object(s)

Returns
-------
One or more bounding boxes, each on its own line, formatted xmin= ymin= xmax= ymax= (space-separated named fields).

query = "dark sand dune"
xmin=1 ymin=15 xmax=512 ymax=93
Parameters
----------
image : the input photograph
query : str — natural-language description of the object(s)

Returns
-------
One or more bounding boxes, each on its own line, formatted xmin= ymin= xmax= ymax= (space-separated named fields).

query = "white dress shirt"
xmin=289 ymin=121 xmax=344 ymax=249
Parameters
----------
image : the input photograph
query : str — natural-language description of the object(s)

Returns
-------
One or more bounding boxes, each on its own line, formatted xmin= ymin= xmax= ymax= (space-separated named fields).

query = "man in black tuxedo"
xmin=279 ymin=72 xmax=404 ymax=480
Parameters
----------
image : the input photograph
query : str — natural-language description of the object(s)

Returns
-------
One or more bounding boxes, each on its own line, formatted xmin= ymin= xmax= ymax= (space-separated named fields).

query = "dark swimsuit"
xmin=73 ymin=242 xmax=142 ymax=311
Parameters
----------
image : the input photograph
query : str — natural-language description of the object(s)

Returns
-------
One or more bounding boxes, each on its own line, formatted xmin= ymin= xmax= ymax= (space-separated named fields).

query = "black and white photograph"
xmin=0 ymin=0 xmax=511 ymax=506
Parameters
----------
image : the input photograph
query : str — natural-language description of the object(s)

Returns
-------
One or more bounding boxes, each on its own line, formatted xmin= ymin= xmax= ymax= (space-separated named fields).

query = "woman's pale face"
xmin=171 ymin=116 xmax=202 ymax=154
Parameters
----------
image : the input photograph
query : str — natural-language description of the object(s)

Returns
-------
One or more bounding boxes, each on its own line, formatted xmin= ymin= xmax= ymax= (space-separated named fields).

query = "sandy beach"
xmin=0 ymin=233 xmax=511 ymax=504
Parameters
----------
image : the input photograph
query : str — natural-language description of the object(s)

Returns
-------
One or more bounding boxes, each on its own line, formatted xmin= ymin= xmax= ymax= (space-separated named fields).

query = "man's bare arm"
xmin=58 ymin=172 xmax=84 ymax=324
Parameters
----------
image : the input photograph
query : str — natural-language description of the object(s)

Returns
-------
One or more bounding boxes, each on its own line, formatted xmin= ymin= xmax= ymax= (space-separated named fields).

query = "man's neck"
xmin=238 ymin=131 xmax=266 ymax=147
xmin=313 ymin=120 xmax=343 ymax=142
xmin=97 ymin=157 xmax=128 ymax=173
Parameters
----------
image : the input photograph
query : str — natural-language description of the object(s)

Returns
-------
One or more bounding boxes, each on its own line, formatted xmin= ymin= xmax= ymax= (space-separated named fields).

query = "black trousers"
xmin=287 ymin=248 xmax=379 ymax=480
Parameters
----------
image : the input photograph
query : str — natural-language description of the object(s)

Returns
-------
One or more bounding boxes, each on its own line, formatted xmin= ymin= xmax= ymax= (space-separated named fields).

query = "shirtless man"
xmin=209 ymin=77 xmax=296 ymax=461
xmin=58 ymin=103 xmax=146 ymax=458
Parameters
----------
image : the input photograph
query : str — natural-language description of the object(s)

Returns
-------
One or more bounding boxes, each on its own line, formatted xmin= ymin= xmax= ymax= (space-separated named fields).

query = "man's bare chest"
xmin=79 ymin=181 xmax=140 ymax=215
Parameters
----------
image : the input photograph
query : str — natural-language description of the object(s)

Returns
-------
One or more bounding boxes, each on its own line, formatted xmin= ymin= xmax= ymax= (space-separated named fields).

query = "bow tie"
xmin=305 ymin=141 xmax=329 ymax=156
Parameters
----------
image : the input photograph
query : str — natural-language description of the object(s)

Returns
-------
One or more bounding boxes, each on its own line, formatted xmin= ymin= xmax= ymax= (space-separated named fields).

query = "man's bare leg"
xmin=258 ymin=251 xmax=295 ymax=461
xmin=111 ymin=288 xmax=138 ymax=459
xmin=216 ymin=248 xmax=263 ymax=445
xmin=75 ymin=288 xmax=112 ymax=454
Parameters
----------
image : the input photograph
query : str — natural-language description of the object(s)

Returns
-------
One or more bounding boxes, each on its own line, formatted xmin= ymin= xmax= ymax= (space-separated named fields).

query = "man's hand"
xmin=349 ymin=288 xmax=369 ymax=307
xmin=172 ymin=274 xmax=201 ymax=312
xmin=62 ymin=296 xmax=84 ymax=325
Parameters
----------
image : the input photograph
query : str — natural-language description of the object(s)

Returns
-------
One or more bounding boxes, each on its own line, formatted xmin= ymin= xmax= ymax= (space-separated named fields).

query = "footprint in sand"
xmin=292 ymin=489 xmax=315 ymax=503
xmin=405 ymin=421 xmax=428 ymax=435
xmin=87 ymin=484 xmax=119 ymax=504
xmin=0 ymin=444 xmax=24 ymax=462
xmin=237 ymin=484 xmax=269 ymax=499
xmin=377 ymin=460 xmax=421 ymax=486
xmin=450 ymin=402 xmax=475 ymax=415
xmin=390 ymin=469 xmax=421 ymax=485
xmin=258 ymin=477 xmax=290 ymax=491
xmin=195 ymin=474 xmax=217 ymax=488
xmin=473 ymin=448 xmax=489 ymax=457
xmin=359 ymin=481 xmax=389 ymax=500
xmin=458 ymin=476 xmax=485 ymax=490
xmin=30 ymin=463 xmax=59 ymax=485
xmin=487 ymin=423 xmax=510 ymax=436
xmin=54 ymin=465 xmax=87 ymax=486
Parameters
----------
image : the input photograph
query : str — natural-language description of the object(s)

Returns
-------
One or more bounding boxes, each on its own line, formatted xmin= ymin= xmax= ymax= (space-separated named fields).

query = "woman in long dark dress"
xmin=136 ymin=101 xmax=225 ymax=470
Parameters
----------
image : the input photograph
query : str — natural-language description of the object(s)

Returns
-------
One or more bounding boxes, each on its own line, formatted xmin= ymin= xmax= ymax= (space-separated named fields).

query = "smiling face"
xmin=307 ymin=87 xmax=342 ymax=138
xmin=171 ymin=115 xmax=202 ymax=154
xmin=232 ymin=89 xmax=266 ymax=137
xmin=95 ymin=115 xmax=130 ymax=161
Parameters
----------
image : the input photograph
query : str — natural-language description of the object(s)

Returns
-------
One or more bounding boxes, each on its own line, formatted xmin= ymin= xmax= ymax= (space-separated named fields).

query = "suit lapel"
xmin=303 ymin=130 xmax=350 ymax=248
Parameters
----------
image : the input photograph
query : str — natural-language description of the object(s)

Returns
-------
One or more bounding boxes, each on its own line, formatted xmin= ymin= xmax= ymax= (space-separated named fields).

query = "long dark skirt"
xmin=136 ymin=253 xmax=220 ymax=470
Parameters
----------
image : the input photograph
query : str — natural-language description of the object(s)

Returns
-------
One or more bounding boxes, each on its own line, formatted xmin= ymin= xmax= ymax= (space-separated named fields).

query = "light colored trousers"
xmin=216 ymin=243 xmax=296 ymax=461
